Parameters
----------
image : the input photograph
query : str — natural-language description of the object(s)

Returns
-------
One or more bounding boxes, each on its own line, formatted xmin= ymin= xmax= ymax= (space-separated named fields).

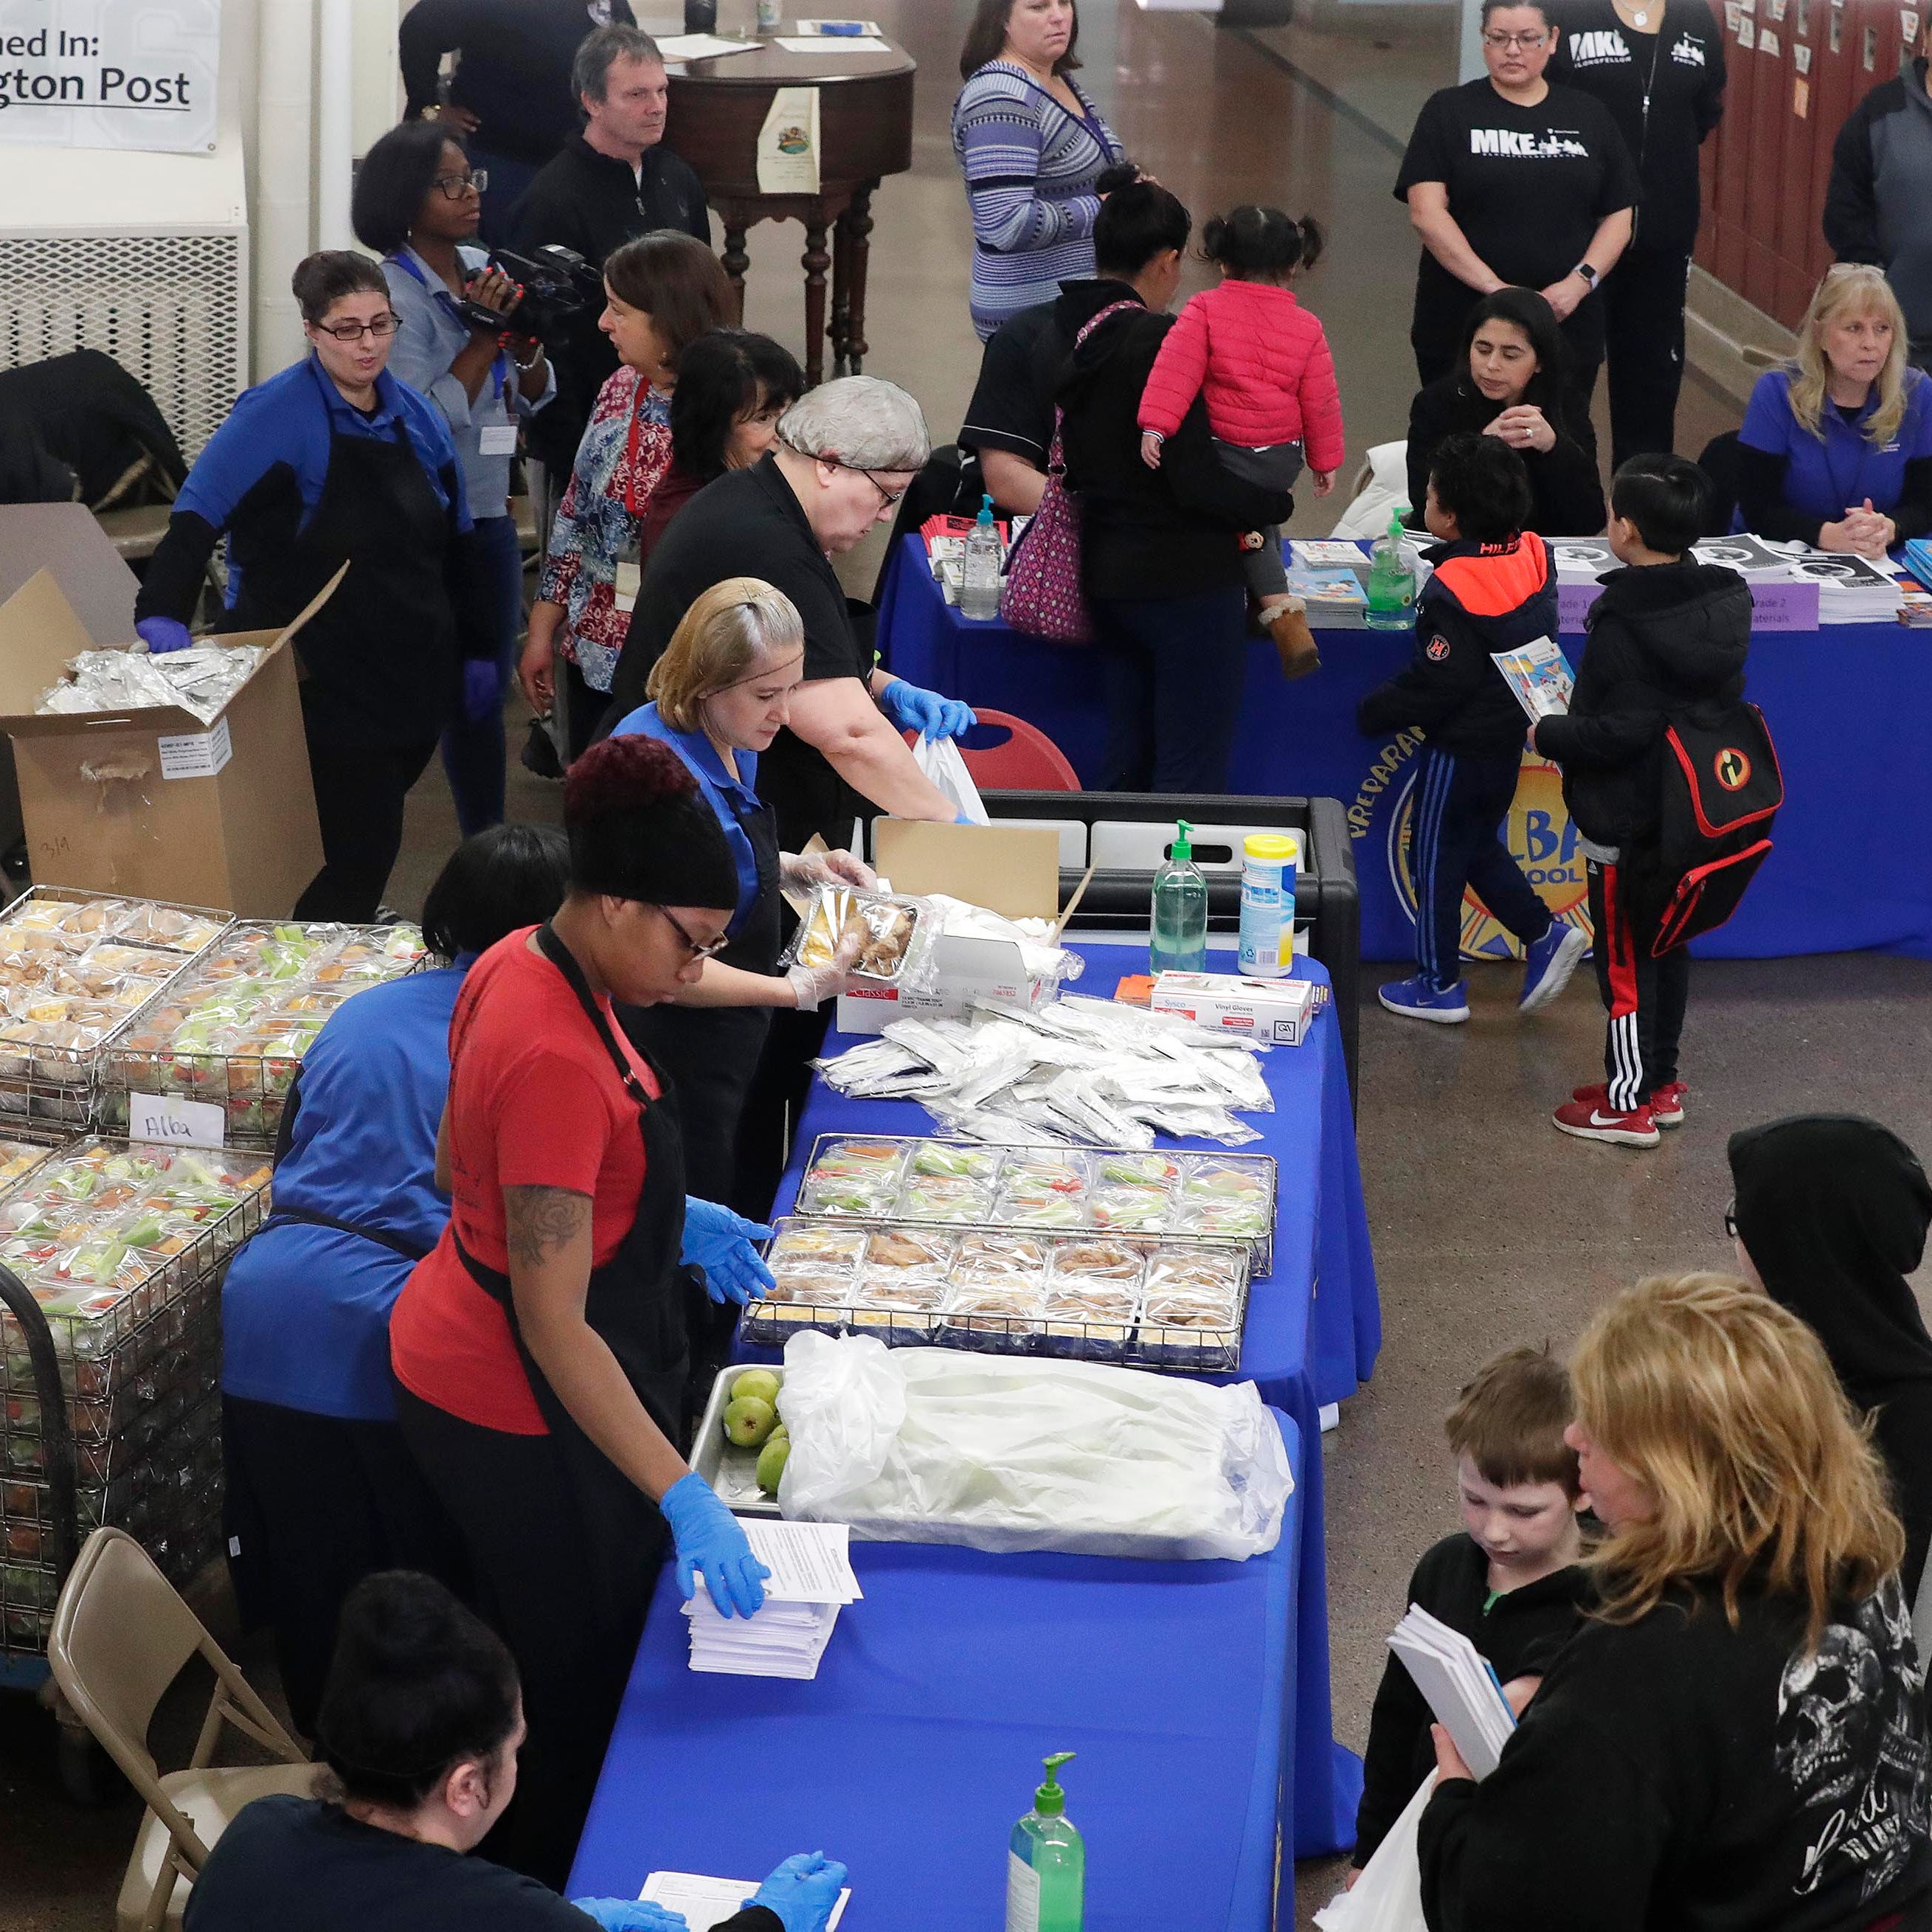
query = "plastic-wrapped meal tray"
xmin=794 ymin=1135 xmax=1278 ymax=1273
xmin=743 ymin=1215 xmax=1253 ymax=1374
xmin=786 ymin=887 xmax=925 ymax=984
xmin=97 ymin=921 xmax=429 ymax=1149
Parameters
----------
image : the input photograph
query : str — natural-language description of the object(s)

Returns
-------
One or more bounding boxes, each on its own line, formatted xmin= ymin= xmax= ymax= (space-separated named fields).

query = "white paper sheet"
xmin=739 ymin=1518 xmax=863 ymax=1604
xmin=776 ymin=33 xmax=892 ymax=51
xmin=642 ymin=1872 xmax=851 ymax=1932
xmin=656 ymin=32 xmax=756 ymax=57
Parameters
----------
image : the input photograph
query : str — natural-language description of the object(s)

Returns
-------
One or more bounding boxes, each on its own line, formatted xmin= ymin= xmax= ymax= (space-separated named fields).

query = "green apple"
xmin=731 ymin=1368 xmax=781 ymax=1408
xmin=722 ymin=1394 xmax=776 ymax=1447
xmin=755 ymin=1436 xmax=791 ymax=1495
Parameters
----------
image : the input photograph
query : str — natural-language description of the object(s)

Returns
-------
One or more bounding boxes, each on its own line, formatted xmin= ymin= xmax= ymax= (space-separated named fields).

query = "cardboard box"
xmin=0 ymin=569 xmax=332 ymax=918
xmin=1150 ymin=970 xmax=1320 ymax=1046
xmin=834 ymin=820 xmax=1087 ymax=1036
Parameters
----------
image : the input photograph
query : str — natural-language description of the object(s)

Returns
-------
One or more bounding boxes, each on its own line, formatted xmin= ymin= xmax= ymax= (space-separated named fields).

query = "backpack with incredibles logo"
xmin=1643 ymin=699 xmax=1782 ymax=955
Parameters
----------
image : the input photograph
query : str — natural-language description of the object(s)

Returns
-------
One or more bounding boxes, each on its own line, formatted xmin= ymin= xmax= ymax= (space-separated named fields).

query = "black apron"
xmin=453 ymin=921 xmax=692 ymax=1624
xmin=223 ymin=404 xmax=459 ymax=747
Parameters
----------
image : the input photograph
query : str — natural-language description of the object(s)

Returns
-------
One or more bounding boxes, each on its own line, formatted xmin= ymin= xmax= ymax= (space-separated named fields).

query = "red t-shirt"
xmin=389 ymin=929 xmax=657 ymax=1434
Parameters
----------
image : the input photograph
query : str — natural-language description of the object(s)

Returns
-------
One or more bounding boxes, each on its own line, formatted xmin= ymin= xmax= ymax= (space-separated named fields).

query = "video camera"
xmin=455 ymin=244 xmax=603 ymax=347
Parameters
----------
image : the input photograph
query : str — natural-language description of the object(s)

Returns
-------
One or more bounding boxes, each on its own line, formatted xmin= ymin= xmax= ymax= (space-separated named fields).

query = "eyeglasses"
xmin=314 ymin=314 xmax=401 ymax=342
xmin=1483 ymin=28 xmax=1550 ymax=47
xmin=1723 ymin=1200 xmax=1739 ymax=1240
xmin=432 ymin=169 xmax=488 ymax=199
xmin=653 ymin=903 xmax=732 ymax=961
xmin=784 ymin=442 xmax=909 ymax=509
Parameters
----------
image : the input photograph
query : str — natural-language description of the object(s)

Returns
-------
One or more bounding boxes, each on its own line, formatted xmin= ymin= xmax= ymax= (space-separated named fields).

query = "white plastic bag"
xmin=1312 ymin=1773 xmax=1434 ymax=1932
xmin=775 ymin=1332 xmax=1291 ymax=1560
xmin=912 ymin=733 xmax=989 ymax=824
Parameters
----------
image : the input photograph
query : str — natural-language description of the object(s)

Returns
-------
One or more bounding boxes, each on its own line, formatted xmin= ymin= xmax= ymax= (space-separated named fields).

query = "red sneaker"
xmin=1553 ymin=1096 xmax=1661 ymax=1147
xmin=1571 ymin=1081 xmax=1686 ymax=1129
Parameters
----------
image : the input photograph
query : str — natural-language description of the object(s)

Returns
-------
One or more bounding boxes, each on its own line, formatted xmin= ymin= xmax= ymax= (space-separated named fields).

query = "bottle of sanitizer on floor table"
xmin=1150 ymin=820 xmax=1208 ymax=974
xmin=1365 ymin=509 xmax=1418 ymax=630
xmin=1008 ymin=1751 xmax=1084 ymax=1932
xmin=960 ymin=493 xmax=1005 ymax=620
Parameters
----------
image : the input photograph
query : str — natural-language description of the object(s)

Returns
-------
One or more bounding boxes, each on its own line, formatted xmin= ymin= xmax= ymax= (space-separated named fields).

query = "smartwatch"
xmin=1572 ymin=261 xmax=1600 ymax=289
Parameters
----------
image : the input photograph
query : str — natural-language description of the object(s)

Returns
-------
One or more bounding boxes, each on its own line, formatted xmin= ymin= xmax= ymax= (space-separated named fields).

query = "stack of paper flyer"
xmin=1774 ymin=547 xmax=1902 ymax=623
xmin=1491 ymin=635 xmax=1573 ymax=719
xmin=1548 ymin=537 xmax=1617 ymax=583
xmin=684 ymin=1519 xmax=862 ymax=1680
xmin=643 ymin=1872 xmax=851 ymax=1932
xmin=1691 ymin=534 xmax=1798 ymax=577
xmin=1387 ymin=1603 xmax=1517 ymax=1779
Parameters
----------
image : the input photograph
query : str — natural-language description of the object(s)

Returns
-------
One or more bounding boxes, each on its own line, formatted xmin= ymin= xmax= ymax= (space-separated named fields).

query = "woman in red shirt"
xmin=390 ymin=734 xmax=772 ymax=1887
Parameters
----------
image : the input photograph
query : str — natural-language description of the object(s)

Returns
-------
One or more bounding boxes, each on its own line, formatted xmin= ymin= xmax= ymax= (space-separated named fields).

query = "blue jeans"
xmin=440 ymin=514 xmax=524 ymax=836
xmin=1094 ymin=585 xmax=1249 ymax=793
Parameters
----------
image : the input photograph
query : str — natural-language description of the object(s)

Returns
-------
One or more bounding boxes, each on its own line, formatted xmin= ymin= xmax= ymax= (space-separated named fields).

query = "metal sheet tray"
xmin=689 ymin=1363 xmax=788 ymax=1519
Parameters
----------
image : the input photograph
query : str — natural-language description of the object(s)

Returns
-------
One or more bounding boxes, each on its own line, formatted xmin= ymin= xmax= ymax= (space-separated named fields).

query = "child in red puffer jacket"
xmin=1140 ymin=207 xmax=1346 ymax=659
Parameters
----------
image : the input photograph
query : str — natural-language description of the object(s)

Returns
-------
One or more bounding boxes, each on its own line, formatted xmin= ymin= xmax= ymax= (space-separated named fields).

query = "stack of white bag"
xmin=683 ymin=1519 xmax=862 ymax=1682
xmin=773 ymin=1330 xmax=1292 ymax=1561
xmin=814 ymin=992 xmax=1273 ymax=1147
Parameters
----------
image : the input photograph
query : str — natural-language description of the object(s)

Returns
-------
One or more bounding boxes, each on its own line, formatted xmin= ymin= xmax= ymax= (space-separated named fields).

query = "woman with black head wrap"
xmin=1727 ymin=1113 xmax=1932 ymax=1599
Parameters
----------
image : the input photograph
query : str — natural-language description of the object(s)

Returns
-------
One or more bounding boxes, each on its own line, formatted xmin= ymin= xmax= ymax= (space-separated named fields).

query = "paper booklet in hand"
xmin=1387 ymin=1603 xmax=1517 ymax=1780
xmin=1490 ymin=635 xmax=1573 ymax=721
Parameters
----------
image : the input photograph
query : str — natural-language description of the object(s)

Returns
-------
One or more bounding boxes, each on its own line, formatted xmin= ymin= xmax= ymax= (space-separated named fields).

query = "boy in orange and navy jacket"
xmin=1357 ymin=433 xmax=1589 ymax=1024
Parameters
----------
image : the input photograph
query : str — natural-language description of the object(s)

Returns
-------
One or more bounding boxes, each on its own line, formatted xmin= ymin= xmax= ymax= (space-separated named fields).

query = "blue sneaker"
xmin=1519 ymin=921 xmax=1590 ymax=1014
xmin=1377 ymin=975 xmax=1469 ymax=1024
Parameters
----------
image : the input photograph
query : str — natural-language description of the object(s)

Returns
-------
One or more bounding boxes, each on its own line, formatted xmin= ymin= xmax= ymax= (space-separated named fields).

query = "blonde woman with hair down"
xmin=1420 ymin=1273 xmax=1932 ymax=1932
xmin=1734 ymin=263 xmax=1932 ymax=558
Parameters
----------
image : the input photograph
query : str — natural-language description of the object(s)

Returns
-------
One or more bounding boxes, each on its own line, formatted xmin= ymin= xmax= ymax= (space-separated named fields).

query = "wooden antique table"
xmin=661 ymin=27 xmax=915 ymax=387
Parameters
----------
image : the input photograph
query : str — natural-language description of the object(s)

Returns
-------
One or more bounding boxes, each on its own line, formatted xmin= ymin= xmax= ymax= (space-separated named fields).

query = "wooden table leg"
xmin=842 ymin=181 xmax=876 ymax=375
xmin=801 ymin=215 xmax=831 ymax=388
xmin=830 ymin=212 xmax=855 ymax=377
xmin=721 ymin=218 xmax=750 ymax=325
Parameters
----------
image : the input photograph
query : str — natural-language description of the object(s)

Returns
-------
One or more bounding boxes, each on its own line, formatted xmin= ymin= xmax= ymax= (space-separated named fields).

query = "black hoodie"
xmin=1533 ymin=560 xmax=1750 ymax=849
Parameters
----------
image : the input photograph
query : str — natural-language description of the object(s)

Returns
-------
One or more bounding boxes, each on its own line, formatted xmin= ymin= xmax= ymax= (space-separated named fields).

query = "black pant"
xmin=221 ymin=1395 xmax=468 ymax=1738
xmin=395 ymin=1388 xmax=665 ymax=1889
xmin=1602 ymin=246 xmax=1692 ymax=473
xmin=293 ymin=726 xmax=439 ymax=922
xmin=563 ymin=657 xmax=611 ymax=765
xmin=733 ymin=1003 xmax=832 ymax=1222
xmin=1588 ymin=857 xmax=1690 ymax=1112
xmin=1410 ymin=747 xmax=1551 ymax=988
xmin=1095 ymin=584 xmax=1250 ymax=792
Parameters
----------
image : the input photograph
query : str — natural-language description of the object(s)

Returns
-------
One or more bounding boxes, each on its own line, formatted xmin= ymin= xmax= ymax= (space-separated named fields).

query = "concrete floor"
xmin=6 ymin=1 xmax=1929 ymax=1924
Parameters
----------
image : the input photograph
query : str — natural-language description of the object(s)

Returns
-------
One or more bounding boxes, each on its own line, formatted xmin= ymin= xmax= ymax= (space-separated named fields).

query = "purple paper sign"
xmin=1559 ymin=577 xmax=1821 ymax=633
xmin=1557 ymin=583 xmax=1601 ymax=631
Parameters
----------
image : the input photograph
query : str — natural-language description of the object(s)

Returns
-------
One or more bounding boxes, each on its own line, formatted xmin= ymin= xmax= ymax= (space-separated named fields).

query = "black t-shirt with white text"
xmin=1395 ymin=77 xmax=1638 ymax=356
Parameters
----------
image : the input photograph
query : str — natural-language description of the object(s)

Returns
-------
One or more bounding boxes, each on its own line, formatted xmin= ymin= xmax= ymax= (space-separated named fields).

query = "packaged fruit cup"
xmin=938 ymin=1280 xmax=1043 ymax=1354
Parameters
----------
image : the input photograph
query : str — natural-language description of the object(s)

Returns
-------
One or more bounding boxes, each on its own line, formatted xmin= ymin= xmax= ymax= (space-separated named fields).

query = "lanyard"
xmin=387 ymin=250 xmax=508 ymax=402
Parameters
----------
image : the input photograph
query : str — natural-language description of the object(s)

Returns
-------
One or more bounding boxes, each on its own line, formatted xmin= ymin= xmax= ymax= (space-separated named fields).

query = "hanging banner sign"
xmin=0 ymin=0 xmax=218 ymax=154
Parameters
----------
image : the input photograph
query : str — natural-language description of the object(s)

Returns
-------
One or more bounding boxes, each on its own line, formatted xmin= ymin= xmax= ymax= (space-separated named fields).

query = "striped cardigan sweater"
xmin=951 ymin=61 xmax=1123 ymax=341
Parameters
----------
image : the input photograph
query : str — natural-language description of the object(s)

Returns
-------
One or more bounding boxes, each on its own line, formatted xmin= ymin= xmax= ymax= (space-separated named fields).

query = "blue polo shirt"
xmin=176 ymin=355 xmax=470 ymax=613
xmin=220 ymin=966 xmax=467 ymax=1422
xmin=1736 ymin=366 xmax=1932 ymax=531
xmin=610 ymin=701 xmax=764 ymax=932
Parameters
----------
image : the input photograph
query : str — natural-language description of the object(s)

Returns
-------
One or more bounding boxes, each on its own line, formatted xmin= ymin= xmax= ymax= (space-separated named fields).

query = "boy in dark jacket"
xmin=1534 ymin=454 xmax=1751 ymax=1149
xmin=1351 ymin=1346 xmax=1589 ymax=1877
xmin=1358 ymin=433 xmax=1590 ymax=1023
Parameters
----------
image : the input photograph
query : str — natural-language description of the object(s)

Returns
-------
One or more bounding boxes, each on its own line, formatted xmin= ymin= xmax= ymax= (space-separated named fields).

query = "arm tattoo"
xmin=503 ymin=1185 xmax=590 ymax=1272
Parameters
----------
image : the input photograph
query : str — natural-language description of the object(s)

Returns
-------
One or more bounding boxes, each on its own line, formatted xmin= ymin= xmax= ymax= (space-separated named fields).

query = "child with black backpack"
xmin=1533 ymin=454 xmax=1754 ymax=1149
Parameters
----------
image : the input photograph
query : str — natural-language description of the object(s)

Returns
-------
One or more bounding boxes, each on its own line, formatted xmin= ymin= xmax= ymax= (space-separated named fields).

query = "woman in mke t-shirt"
xmin=388 ymin=735 xmax=776 ymax=1890
xmin=1396 ymin=0 xmax=1639 ymax=413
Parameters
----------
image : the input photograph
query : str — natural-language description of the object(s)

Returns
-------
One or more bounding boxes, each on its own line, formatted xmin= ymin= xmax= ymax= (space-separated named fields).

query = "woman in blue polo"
xmin=218 ymin=825 xmax=570 ymax=1738
xmin=134 ymin=251 xmax=494 ymax=921
xmin=1735 ymin=264 xmax=1932 ymax=557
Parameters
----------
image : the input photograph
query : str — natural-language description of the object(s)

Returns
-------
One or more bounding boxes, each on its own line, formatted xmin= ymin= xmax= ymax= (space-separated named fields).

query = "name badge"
xmin=479 ymin=423 xmax=518 ymax=457
xmin=614 ymin=560 xmax=641 ymax=613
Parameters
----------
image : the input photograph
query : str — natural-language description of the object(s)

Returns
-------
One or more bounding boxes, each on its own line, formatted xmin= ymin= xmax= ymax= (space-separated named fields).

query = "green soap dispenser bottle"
xmin=1150 ymin=820 xmax=1208 ymax=975
xmin=1365 ymin=508 xmax=1419 ymax=630
xmin=1007 ymin=1751 xmax=1084 ymax=1932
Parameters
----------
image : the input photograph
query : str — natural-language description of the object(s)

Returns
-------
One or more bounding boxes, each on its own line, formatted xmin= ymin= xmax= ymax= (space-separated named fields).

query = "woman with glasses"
xmin=353 ymin=120 xmax=555 ymax=839
xmin=1396 ymin=0 xmax=1638 ymax=409
xmin=389 ymin=732 xmax=778 ymax=1888
xmin=135 ymin=250 xmax=492 ymax=921
xmin=519 ymin=231 xmax=734 ymax=764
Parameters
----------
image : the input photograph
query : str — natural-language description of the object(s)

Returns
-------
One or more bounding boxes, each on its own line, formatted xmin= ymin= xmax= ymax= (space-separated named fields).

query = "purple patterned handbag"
xmin=998 ymin=300 xmax=1140 ymax=644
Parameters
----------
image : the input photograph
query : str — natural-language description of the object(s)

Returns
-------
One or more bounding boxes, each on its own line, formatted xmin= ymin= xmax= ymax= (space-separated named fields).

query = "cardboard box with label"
xmin=1150 ymin=971 xmax=1320 ymax=1047
xmin=0 ymin=568 xmax=329 ymax=918
xmin=833 ymin=820 xmax=1090 ymax=1036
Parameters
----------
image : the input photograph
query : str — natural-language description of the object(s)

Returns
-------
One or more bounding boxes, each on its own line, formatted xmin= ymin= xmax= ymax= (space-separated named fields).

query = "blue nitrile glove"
xmin=748 ymin=1853 xmax=850 ymax=1932
xmin=681 ymin=1197 xmax=775 ymax=1306
xmin=136 ymin=616 xmax=192 ymax=655
xmin=463 ymin=657 xmax=501 ymax=723
xmin=879 ymin=677 xmax=975 ymax=741
xmin=570 ymin=1901 xmax=690 ymax=1932
xmin=659 ymin=1471 xmax=770 ymax=1616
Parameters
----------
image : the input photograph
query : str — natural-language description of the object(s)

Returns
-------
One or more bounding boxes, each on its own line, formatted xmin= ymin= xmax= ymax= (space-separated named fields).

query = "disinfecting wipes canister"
xmin=1238 ymin=833 xmax=1298 ymax=978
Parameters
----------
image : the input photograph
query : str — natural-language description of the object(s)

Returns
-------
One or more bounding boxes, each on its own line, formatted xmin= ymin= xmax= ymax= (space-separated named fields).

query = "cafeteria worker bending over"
xmin=135 ymin=251 xmax=495 ymax=921
xmin=389 ymin=734 xmax=775 ymax=1888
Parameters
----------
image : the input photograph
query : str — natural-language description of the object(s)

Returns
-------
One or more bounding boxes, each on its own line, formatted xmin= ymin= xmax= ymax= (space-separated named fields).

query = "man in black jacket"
xmin=1534 ymin=453 xmax=1749 ymax=1147
xmin=506 ymin=24 xmax=711 ymax=472
xmin=1359 ymin=433 xmax=1589 ymax=1026
xmin=1824 ymin=18 xmax=1932 ymax=370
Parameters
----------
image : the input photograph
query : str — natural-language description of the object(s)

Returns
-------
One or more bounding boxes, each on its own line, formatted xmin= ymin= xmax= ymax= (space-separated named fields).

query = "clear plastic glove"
xmin=747 ymin=1853 xmax=849 ymax=1932
xmin=463 ymin=657 xmax=501 ymax=724
xmin=878 ymin=677 xmax=976 ymax=742
xmin=659 ymin=1471 xmax=770 ymax=1617
xmin=136 ymin=616 xmax=192 ymax=656
xmin=681 ymin=1197 xmax=775 ymax=1306
xmin=571 ymin=1900 xmax=690 ymax=1932
xmin=785 ymin=927 xmax=862 ymax=1011
xmin=779 ymin=848 xmax=877 ymax=893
